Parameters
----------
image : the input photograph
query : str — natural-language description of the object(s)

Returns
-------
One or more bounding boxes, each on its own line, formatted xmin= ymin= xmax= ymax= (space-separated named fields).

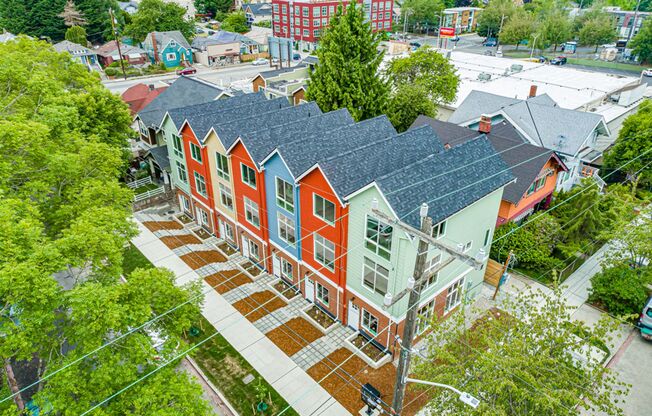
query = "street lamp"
xmin=403 ymin=9 xmax=413 ymax=41
xmin=403 ymin=377 xmax=481 ymax=409
xmin=530 ymin=33 xmax=541 ymax=59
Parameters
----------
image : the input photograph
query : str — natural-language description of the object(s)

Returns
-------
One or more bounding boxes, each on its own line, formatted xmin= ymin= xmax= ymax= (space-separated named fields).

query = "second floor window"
xmin=365 ymin=216 xmax=392 ymax=260
xmin=244 ymin=197 xmax=260 ymax=227
xmin=172 ymin=135 xmax=183 ymax=158
xmin=363 ymin=257 xmax=389 ymax=295
xmin=176 ymin=161 xmax=187 ymax=183
xmin=314 ymin=234 xmax=335 ymax=271
xmin=424 ymin=254 xmax=442 ymax=288
xmin=432 ymin=221 xmax=446 ymax=239
xmin=215 ymin=152 xmax=229 ymax=180
xmin=276 ymin=178 xmax=294 ymax=212
xmin=219 ymin=183 xmax=233 ymax=211
xmin=190 ymin=142 xmax=202 ymax=163
xmin=314 ymin=194 xmax=335 ymax=224
xmin=194 ymin=172 xmax=207 ymax=197
xmin=277 ymin=213 xmax=296 ymax=245
xmin=241 ymin=163 xmax=257 ymax=188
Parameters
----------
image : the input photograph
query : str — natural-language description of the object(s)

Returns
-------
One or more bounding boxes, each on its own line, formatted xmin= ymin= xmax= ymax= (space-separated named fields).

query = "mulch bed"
xmin=232 ymin=291 xmax=286 ymax=323
xmin=305 ymin=305 xmax=336 ymax=330
xmin=180 ymin=250 xmax=227 ymax=269
xmin=159 ymin=234 xmax=201 ymax=249
xmin=306 ymin=348 xmax=430 ymax=415
xmin=350 ymin=334 xmax=386 ymax=362
xmin=266 ymin=317 xmax=324 ymax=356
xmin=217 ymin=241 xmax=237 ymax=256
xmin=205 ymin=270 xmax=252 ymax=295
xmin=242 ymin=261 xmax=263 ymax=277
xmin=143 ymin=221 xmax=183 ymax=231
xmin=194 ymin=227 xmax=213 ymax=240
xmin=273 ymin=280 xmax=299 ymax=299
xmin=177 ymin=214 xmax=193 ymax=224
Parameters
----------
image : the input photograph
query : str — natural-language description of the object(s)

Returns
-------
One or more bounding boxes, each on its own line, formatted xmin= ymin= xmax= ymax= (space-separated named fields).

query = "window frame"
xmin=215 ymin=152 xmax=229 ymax=180
xmin=316 ymin=282 xmax=329 ymax=306
xmin=416 ymin=299 xmax=435 ymax=335
xmin=424 ymin=254 xmax=442 ymax=288
xmin=241 ymin=163 xmax=257 ymax=189
xmin=172 ymin=134 xmax=183 ymax=158
xmin=175 ymin=160 xmax=188 ymax=183
xmin=193 ymin=172 xmax=207 ymax=197
xmin=431 ymin=221 xmax=446 ymax=239
xmin=219 ymin=183 xmax=234 ymax=211
xmin=314 ymin=234 xmax=335 ymax=271
xmin=483 ymin=229 xmax=491 ymax=247
xmin=281 ymin=258 xmax=293 ymax=281
xmin=361 ymin=309 xmax=379 ymax=335
xmin=244 ymin=197 xmax=260 ymax=228
xmin=365 ymin=215 xmax=393 ymax=260
xmin=277 ymin=213 xmax=296 ymax=246
xmin=190 ymin=142 xmax=202 ymax=163
xmin=362 ymin=257 xmax=389 ymax=296
xmin=445 ymin=279 xmax=464 ymax=313
xmin=313 ymin=194 xmax=335 ymax=224
xmin=463 ymin=241 xmax=472 ymax=253
xmin=275 ymin=177 xmax=294 ymax=213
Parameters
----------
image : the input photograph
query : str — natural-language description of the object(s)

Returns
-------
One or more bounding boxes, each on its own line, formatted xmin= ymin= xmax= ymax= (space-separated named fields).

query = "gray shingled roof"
xmin=377 ymin=137 xmax=515 ymax=227
xmin=151 ymin=31 xmax=191 ymax=50
xmin=255 ymin=64 xmax=308 ymax=81
xmin=145 ymin=145 xmax=170 ymax=171
xmin=448 ymin=91 xmax=520 ymax=124
xmin=167 ymin=91 xmax=265 ymax=127
xmin=243 ymin=3 xmax=273 ymax=16
xmin=53 ymin=40 xmax=95 ymax=56
xmin=137 ymin=76 xmax=225 ymax=128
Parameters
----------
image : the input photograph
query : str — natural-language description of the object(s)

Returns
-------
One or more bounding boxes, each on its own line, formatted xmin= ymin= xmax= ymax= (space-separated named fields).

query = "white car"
xmin=643 ymin=68 xmax=652 ymax=77
xmin=252 ymin=58 xmax=268 ymax=66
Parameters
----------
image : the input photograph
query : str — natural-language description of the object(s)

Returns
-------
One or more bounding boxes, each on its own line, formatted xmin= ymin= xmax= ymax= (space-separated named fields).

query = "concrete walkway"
xmin=132 ymin=216 xmax=350 ymax=416
xmin=560 ymin=243 xmax=610 ymax=312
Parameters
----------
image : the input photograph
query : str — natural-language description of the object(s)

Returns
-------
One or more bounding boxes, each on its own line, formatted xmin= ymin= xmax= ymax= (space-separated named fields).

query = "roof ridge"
xmin=240 ymin=108 xmax=347 ymax=141
xmin=276 ymin=112 xmax=379 ymax=150
xmin=214 ymin=101 xmax=319 ymax=136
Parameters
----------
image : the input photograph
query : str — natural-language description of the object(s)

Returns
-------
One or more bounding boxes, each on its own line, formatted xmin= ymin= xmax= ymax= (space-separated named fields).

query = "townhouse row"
xmin=151 ymin=92 xmax=514 ymax=353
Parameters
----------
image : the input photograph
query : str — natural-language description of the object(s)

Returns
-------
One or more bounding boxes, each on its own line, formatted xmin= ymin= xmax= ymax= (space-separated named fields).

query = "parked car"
xmin=535 ymin=55 xmax=548 ymax=63
xmin=483 ymin=37 xmax=497 ymax=47
xmin=293 ymin=53 xmax=301 ymax=61
xmin=451 ymin=35 xmax=460 ymax=42
xmin=251 ymin=58 xmax=268 ymax=66
xmin=409 ymin=42 xmax=422 ymax=49
xmin=176 ymin=67 xmax=197 ymax=75
xmin=550 ymin=56 xmax=567 ymax=65
xmin=639 ymin=296 xmax=652 ymax=341
xmin=643 ymin=68 xmax=652 ymax=77
xmin=483 ymin=50 xmax=494 ymax=56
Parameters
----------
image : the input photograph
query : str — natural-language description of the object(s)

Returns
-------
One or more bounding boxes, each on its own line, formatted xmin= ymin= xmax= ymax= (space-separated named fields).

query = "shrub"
xmin=589 ymin=264 xmax=652 ymax=317
xmin=104 ymin=67 xmax=118 ymax=76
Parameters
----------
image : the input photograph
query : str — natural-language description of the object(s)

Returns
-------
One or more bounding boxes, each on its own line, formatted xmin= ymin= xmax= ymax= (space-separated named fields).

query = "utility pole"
xmin=626 ymin=0 xmax=642 ymax=45
xmin=108 ymin=8 xmax=127 ymax=80
xmin=492 ymin=251 xmax=513 ymax=300
xmin=496 ymin=14 xmax=506 ymax=50
xmin=369 ymin=201 xmax=487 ymax=415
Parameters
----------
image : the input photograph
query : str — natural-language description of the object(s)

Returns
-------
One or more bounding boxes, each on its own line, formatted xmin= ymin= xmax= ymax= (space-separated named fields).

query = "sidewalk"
xmin=132 ymin=218 xmax=350 ymax=416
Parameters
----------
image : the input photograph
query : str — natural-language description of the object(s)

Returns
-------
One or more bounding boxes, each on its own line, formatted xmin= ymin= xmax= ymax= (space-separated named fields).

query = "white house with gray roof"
xmin=449 ymin=90 xmax=610 ymax=191
xmin=53 ymin=40 xmax=101 ymax=71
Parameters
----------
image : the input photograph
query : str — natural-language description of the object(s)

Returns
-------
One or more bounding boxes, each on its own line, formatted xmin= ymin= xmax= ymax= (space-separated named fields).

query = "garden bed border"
xmin=268 ymin=277 xmax=300 ymax=300
xmin=343 ymin=332 xmax=392 ymax=370
xmin=300 ymin=303 xmax=339 ymax=335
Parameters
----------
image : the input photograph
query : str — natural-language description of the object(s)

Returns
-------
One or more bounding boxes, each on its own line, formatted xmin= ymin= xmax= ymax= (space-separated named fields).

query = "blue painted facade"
xmin=262 ymin=152 xmax=301 ymax=260
xmin=154 ymin=41 xmax=193 ymax=67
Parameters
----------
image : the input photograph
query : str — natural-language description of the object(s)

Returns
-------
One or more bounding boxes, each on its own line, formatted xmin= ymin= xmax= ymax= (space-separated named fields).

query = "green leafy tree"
xmin=604 ymin=214 xmax=652 ymax=268
xmin=579 ymin=15 xmax=617 ymax=52
xmin=602 ymin=100 xmax=652 ymax=190
xmin=554 ymin=178 xmax=608 ymax=242
xmin=400 ymin=0 xmax=447 ymax=33
xmin=64 ymin=25 xmax=87 ymax=45
xmin=387 ymin=84 xmax=437 ymax=132
xmin=413 ymin=285 xmax=628 ymax=415
xmin=498 ymin=9 xmax=536 ymax=49
xmin=194 ymin=0 xmax=231 ymax=16
xmin=589 ymin=264 xmax=652 ymax=316
xmin=476 ymin=0 xmax=516 ymax=38
xmin=536 ymin=9 xmax=572 ymax=51
xmin=306 ymin=2 xmax=389 ymax=121
xmin=124 ymin=0 xmax=195 ymax=43
xmin=630 ymin=18 xmax=652 ymax=63
xmin=220 ymin=11 xmax=249 ymax=34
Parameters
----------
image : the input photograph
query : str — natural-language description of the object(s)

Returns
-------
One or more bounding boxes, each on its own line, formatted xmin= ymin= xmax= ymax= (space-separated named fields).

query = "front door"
xmin=195 ymin=207 xmax=202 ymax=225
xmin=305 ymin=278 xmax=315 ymax=303
xmin=241 ymin=235 xmax=249 ymax=258
xmin=347 ymin=301 xmax=360 ymax=331
xmin=272 ymin=254 xmax=281 ymax=278
xmin=218 ymin=220 xmax=226 ymax=240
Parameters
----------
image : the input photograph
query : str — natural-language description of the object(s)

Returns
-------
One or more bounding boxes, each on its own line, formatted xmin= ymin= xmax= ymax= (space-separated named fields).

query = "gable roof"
xmin=410 ymin=116 xmax=566 ymax=205
xmin=448 ymin=90 xmax=520 ymax=124
xmin=53 ymin=40 xmax=95 ymax=56
xmin=243 ymin=3 xmax=273 ymax=16
xmin=149 ymin=31 xmax=190 ymax=50
xmin=121 ymin=83 xmax=168 ymax=115
xmin=136 ymin=76 xmax=225 ymax=128
xmin=255 ymin=64 xmax=309 ymax=81
xmin=167 ymin=91 xmax=266 ymax=128
xmin=97 ymin=40 xmax=146 ymax=57
xmin=144 ymin=145 xmax=170 ymax=171
xmin=191 ymin=31 xmax=254 ymax=49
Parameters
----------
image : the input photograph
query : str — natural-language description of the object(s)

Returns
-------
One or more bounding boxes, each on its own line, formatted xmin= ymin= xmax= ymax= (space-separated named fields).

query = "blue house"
xmin=142 ymin=31 xmax=193 ymax=68
xmin=53 ymin=40 xmax=101 ymax=71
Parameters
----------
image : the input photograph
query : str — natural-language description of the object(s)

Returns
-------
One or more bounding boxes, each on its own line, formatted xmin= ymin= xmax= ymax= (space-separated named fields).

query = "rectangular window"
xmin=314 ymin=234 xmax=335 ymax=271
xmin=313 ymin=19 xmax=320 ymax=27
xmin=526 ymin=182 xmax=536 ymax=195
xmin=244 ymin=197 xmax=260 ymax=228
xmin=273 ymin=4 xmax=279 ymax=12
xmin=282 ymin=16 xmax=287 ymax=23
xmin=241 ymin=163 xmax=257 ymax=189
xmin=172 ymin=135 xmax=183 ymax=158
xmin=322 ymin=6 xmax=327 ymax=15
xmin=274 ymin=24 xmax=280 ymax=32
xmin=483 ymin=229 xmax=491 ymax=247
xmin=314 ymin=194 xmax=335 ymax=224
xmin=282 ymin=5 xmax=286 ymax=13
xmin=329 ymin=5 xmax=335 ymax=14
xmin=166 ymin=52 xmax=176 ymax=61
xmin=314 ymin=7 xmax=320 ymax=17
xmin=385 ymin=12 xmax=390 ymax=19
xmin=295 ymin=28 xmax=300 ymax=35
xmin=322 ymin=17 xmax=328 ymax=25
xmin=215 ymin=152 xmax=229 ymax=180
xmin=281 ymin=258 xmax=293 ymax=281
xmin=371 ymin=22 xmax=377 ymax=29
xmin=431 ymin=221 xmax=446 ymax=239
xmin=222 ymin=221 xmax=234 ymax=242
xmin=535 ymin=176 xmax=547 ymax=191
xmin=295 ymin=17 xmax=300 ymax=25
xmin=372 ymin=3 xmax=377 ymax=11
xmin=424 ymin=254 xmax=442 ymax=288
xmin=361 ymin=309 xmax=379 ymax=335
xmin=363 ymin=257 xmax=389 ymax=295
xmin=379 ymin=2 xmax=384 ymax=10
xmin=248 ymin=238 xmax=260 ymax=260
xmin=277 ymin=213 xmax=296 ymax=246
xmin=313 ymin=30 xmax=320 ymax=37
xmin=445 ymin=279 xmax=463 ymax=312
xmin=384 ymin=21 xmax=390 ymax=28
xmin=302 ymin=6 xmax=309 ymax=16
xmin=303 ymin=29 xmax=309 ymax=37
xmin=194 ymin=172 xmax=207 ymax=197
xmin=303 ymin=18 xmax=309 ymax=26
xmin=372 ymin=13 xmax=377 ymax=20
xmin=219 ymin=183 xmax=234 ymax=211
xmin=316 ymin=282 xmax=329 ymax=306
xmin=295 ymin=5 xmax=299 ymax=14
xmin=365 ymin=216 xmax=392 ymax=260
xmin=276 ymin=177 xmax=294 ymax=212
xmin=463 ymin=241 xmax=472 ymax=253
xmin=190 ymin=142 xmax=202 ymax=163
xmin=385 ymin=1 xmax=391 ymax=9
xmin=417 ymin=299 xmax=435 ymax=334
xmin=176 ymin=161 xmax=187 ymax=183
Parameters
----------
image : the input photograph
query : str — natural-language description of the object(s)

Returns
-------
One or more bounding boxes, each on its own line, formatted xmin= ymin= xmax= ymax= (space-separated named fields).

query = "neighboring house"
xmin=53 ymin=40 xmax=101 ymax=71
xmin=442 ymin=7 xmax=482 ymax=33
xmin=448 ymin=90 xmax=609 ymax=192
xmin=411 ymin=115 xmax=568 ymax=226
xmin=251 ymin=64 xmax=311 ymax=104
xmin=604 ymin=7 xmax=651 ymax=39
xmin=121 ymin=83 xmax=168 ymax=116
xmin=141 ymin=31 xmax=193 ymax=68
xmin=242 ymin=3 xmax=273 ymax=25
xmin=97 ymin=40 xmax=148 ymax=67
xmin=118 ymin=1 xmax=138 ymax=14
xmin=192 ymin=31 xmax=263 ymax=66
xmin=134 ymin=76 xmax=228 ymax=147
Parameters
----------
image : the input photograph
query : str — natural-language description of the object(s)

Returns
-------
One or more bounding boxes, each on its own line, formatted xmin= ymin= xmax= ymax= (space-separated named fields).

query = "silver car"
xmin=639 ymin=296 xmax=652 ymax=341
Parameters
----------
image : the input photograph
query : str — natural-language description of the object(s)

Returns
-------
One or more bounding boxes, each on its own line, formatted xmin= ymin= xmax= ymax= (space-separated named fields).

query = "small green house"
xmin=142 ymin=31 xmax=193 ymax=68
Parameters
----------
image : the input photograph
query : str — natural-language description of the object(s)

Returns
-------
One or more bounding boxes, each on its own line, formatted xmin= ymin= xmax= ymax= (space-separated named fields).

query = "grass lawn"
xmin=133 ymin=183 xmax=159 ymax=195
xmin=122 ymin=243 xmax=154 ymax=276
xmin=190 ymin=316 xmax=299 ymax=416
xmin=501 ymin=50 xmax=644 ymax=73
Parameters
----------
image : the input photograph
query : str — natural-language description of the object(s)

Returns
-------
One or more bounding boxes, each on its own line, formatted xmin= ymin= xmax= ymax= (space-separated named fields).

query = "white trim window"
xmin=277 ymin=213 xmax=296 ymax=246
xmin=316 ymin=282 xmax=329 ymax=306
xmin=215 ymin=152 xmax=229 ymax=180
xmin=445 ymin=279 xmax=464 ymax=313
xmin=176 ymin=161 xmax=188 ymax=183
xmin=172 ymin=135 xmax=183 ymax=158
xmin=365 ymin=215 xmax=392 ymax=260
xmin=194 ymin=172 xmax=207 ymax=197
xmin=219 ymin=183 xmax=234 ymax=211
xmin=314 ymin=194 xmax=335 ymax=224
xmin=179 ymin=194 xmax=190 ymax=212
xmin=361 ymin=309 xmax=379 ymax=335
xmin=362 ymin=257 xmax=389 ymax=295
xmin=248 ymin=238 xmax=260 ymax=261
xmin=190 ymin=142 xmax=202 ymax=163
xmin=281 ymin=258 xmax=293 ymax=281
xmin=424 ymin=254 xmax=442 ymax=288
xmin=314 ymin=234 xmax=335 ymax=271
xmin=431 ymin=221 xmax=446 ymax=239
xmin=138 ymin=120 xmax=148 ymax=137
xmin=166 ymin=52 xmax=177 ymax=61
xmin=244 ymin=197 xmax=260 ymax=228
xmin=416 ymin=299 xmax=435 ymax=334
xmin=222 ymin=221 xmax=235 ymax=242
xmin=241 ymin=163 xmax=257 ymax=189
xmin=463 ymin=241 xmax=472 ymax=253
xmin=276 ymin=177 xmax=294 ymax=213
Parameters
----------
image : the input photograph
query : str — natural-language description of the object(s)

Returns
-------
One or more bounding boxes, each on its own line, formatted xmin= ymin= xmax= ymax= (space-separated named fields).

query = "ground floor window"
xmin=179 ymin=194 xmax=190 ymax=213
xmin=416 ymin=299 xmax=435 ymax=334
xmin=198 ymin=209 xmax=209 ymax=228
xmin=281 ymin=258 xmax=293 ymax=281
xmin=361 ymin=309 xmax=379 ymax=335
xmin=248 ymin=238 xmax=260 ymax=261
xmin=445 ymin=279 xmax=464 ymax=313
xmin=221 ymin=220 xmax=234 ymax=242
xmin=316 ymin=282 xmax=329 ymax=306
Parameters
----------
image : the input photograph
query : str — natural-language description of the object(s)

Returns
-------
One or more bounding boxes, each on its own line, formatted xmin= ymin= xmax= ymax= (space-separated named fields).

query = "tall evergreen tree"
xmin=306 ymin=2 xmax=389 ymax=121
xmin=58 ymin=0 xmax=87 ymax=27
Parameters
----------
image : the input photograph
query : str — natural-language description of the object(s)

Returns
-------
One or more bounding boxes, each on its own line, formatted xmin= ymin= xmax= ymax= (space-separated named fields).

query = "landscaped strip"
xmin=232 ymin=291 xmax=287 ymax=322
xmin=204 ymin=270 xmax=253 ymax=295
xmin=122 ymin=243 xmax=154 ymax=275
xmin=160 ymin=234 xmax=201 ymax=249
xmin=180 ymin=250 xmax=228 ymax=269
xmin=142 ymin=220 xmax=183 ymax=231
xmin=266 ymin=317 xmax=324 ymax=356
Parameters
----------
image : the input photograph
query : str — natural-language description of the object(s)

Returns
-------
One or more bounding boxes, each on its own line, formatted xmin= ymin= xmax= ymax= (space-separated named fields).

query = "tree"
xmin=604 ymin=214 xmax=652 ymax=269
xmin=64 ymin=25 xmax=87 ymax=45
xmin=387 ymin=84 xmax=437 ymax=132
xmin=306 ymin=3 xmax=389 ymax=122
xmin=602 ymin=100 xmax=652 ymax=190
xmin=413 ymin=285 xmax=629 ymax=415
xmin=589 ymin=264 xmax=652 ymax=316
xmin=220 ymin=11 xmax=249 ymax=34
xmin=400 ymin=0 xmax=447 ymax=33
xmin=498 ymin=9 xmax=536 ymax=50
xmin=630 ymin=18 xmax=652 ymax=63
xmin=554 ymin=178 xmax=608 ymax=242
xmin=124 ymin=0 xmax=195 ymax=43
xmin=536 ymin=9 xmax=572 ymax=51
xmin=194 ymin=0 xmax=231 ymax=16
xmin=476 ymin=0 xmax=516 ymax=38
xmin=579 ymin=15 xmax=617 ymax=52
xmin=58 ymin=0 xmax=87 ymax=26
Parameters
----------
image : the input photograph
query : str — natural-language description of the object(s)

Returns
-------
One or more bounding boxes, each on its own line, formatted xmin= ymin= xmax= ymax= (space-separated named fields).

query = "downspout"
xmin=338 ymin=202 xmax=349 ymax=323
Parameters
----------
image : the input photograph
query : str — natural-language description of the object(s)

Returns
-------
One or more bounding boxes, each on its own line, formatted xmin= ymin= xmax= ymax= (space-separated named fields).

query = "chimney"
xmin=444 ymin=143 xmax=451 ymax=150
xmin=528 ymin=84 xmax=538 ymax=98
xmin=148 ymin=84 xmax=155 ymax=91
xmin=478 ymin=114 xmax=492 ymax=134
xmin=151 ymin=32 xmax=159 ymax=63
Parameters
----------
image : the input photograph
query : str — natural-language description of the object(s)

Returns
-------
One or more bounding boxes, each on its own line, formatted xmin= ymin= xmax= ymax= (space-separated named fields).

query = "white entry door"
xmin=272 ymin=254 xmax=281 ymax=278
xmin=218 ymin=220 xmax=226 ymax=240
xmin=305 ymin=278 xmax=315 ymax=303
xmin=347 ymin=301 xmax=360 ymax=331
xmin=195 ymin=207 xmax=202 ymax=225
xmin=241 ymin=235 xmax=249 ymax=258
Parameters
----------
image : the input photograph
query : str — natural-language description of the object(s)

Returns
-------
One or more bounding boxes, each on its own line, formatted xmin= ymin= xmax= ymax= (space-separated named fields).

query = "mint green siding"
xmin=161 ymin=116 xmax=190 ymax=196
xmin=345 ymin=185 xmax=504 ymax=320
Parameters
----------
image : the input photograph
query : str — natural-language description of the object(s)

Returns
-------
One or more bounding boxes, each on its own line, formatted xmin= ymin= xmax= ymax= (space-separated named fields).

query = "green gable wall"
xmin=161 ymin=116 xmax=190 ymax=196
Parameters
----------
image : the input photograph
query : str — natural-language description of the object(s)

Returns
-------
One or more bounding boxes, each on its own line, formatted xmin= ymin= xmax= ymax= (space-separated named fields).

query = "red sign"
xmin=439 ymin=27 xmax=455 ymax=38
